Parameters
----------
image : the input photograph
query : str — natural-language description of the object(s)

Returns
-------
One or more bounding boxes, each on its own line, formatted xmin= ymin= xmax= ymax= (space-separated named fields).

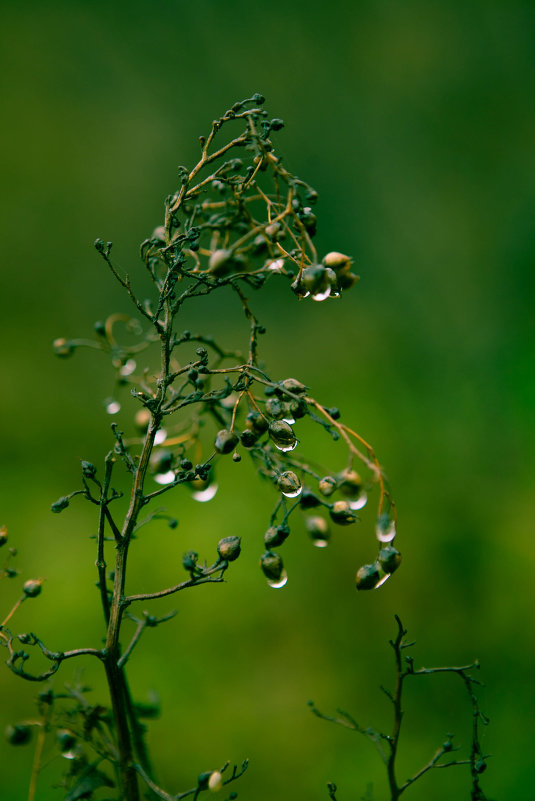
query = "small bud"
xmin=217 ymin=536 xmax=241 ymax=562
xmin=151 ymin=225 xmax=166 ymax=243
xmin=232 ymin=452 xmax=241 ymax=462
xmin=23 ymin=579 xmax=43 ymax=598
xmin=318 ymin=476 xmax=337 ymax=497
xmin=355 ymin=563 xmax=381 ymax=591
xmin=51 ymin=496 xmax=70 ymax=514
xmin=5 ymin=724 xmax=32 ymax=746
xmin=81 ymin=461 xmax=97 ymax=479
xmin=208 ymin=771 xmax=223 ymax=792
xmin=277 ymin=471 xmax=302 ymax=498
xmin=17 ymin=633 xmax=31 ymax=644
xmin=182 ymin=551 xmax=199 ymax=573
xmin=53 ymin=338 xmax=74 ymax=358
xmin=264 ymin=524 xmax=290 ymax=548
xmin=0 ymin=526 xmax=7 ymax=547
xmin=302 ymin=264 xmax=329 ymax=295
xmin=268 ymin=420 xmax=297 ymax=452
xmin=337 ymin=469 xmax=362 ymax=497
xmin=270 ymin=118 xmax=284 ymax=131
xmin=94 ymin=320 xmax=106 ymax=336
xmin=168 ymin=518 xmax=179 ymax=529
xmin=329 ymin=501 xmax=357 ymax=526
xmin=214 ymin=429 xmax=239 ymax=455
xmin=378 ymin=545 xmax=402 ymax=574
xmin=260 ymin=551 xmax=284 ymax=581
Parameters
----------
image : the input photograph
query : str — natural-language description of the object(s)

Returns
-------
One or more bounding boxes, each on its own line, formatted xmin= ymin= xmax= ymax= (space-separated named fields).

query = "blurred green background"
xmin=1 ymin=0 xmax=534 ymax=798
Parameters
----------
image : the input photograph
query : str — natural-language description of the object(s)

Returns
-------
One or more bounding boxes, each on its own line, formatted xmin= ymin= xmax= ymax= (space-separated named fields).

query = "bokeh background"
xmin=1 ymin=1 xmax=534 ymax=798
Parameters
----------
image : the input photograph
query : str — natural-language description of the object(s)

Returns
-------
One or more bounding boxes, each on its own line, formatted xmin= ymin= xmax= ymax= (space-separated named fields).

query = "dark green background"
xmin=1 ymin=1 xmax=534 ymax=798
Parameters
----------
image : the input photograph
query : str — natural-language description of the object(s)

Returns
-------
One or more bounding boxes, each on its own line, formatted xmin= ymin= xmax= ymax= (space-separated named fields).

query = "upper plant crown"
xmin=50 ymin=92 xmax=398 ymax=590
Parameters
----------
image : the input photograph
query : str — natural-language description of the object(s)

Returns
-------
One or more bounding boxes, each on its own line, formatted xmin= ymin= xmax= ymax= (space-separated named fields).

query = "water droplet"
xmin=274 ymin=441 xmax=297 ymax=452
xmin=154 ymin=470 xmax=175 ymax=485
xmin=267 ymin=570 xmax=288 ymax=589
xmin=192 ymin=483 xmax=218 ymax=502
xmin=62 ymin=750 xmax=78 ymax=760
xmin=282 ymin=487 xmax=302 ymax=498
xmin=154 ymin=429 xmax=167 ymax=445
xmin=312 ymin=538 xmax=329 ymax=548
xmin=120 ymin=359 xmax=136 ymax=376
xmin=282 ymin=417 xmax=296 ymax=425
xmin=106 ymin=400 xmax=121 ymax=414
xmin=374 ymin=572 xmax=391 ymax=588
xmin=376 ymin=517 xmax=396 ymax=543
xmin=312 ymin=288 xmax=331 ymax=302
xmin=349 ymin=491 xmax=368 ymax=510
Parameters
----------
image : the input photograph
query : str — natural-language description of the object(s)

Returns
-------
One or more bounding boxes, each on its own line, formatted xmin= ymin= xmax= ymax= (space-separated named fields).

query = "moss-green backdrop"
xmin=1 ymin=1 xmax=534 ymax=798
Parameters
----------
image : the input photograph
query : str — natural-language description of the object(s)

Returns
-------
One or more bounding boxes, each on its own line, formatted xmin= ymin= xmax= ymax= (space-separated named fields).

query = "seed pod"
xmin=214 ymin=429 xmax=239 ymax=455
xmin=217 ymin=536 xmax=241 ymax=562
xmin=53 ymin=338 xmax=74 ymax=358
xmin=240 ymin=429 xmax=258 ymax=448
xmin=378 ymin=545 xmax=402 ymax=574
xmin=323 ymin=252 xmax=352 ymax=274
xmin=0 ymin=526 xmax=7 ymax=547
xmin=264 ymin=525 xmax=290 ymax=548
xmin=260 ymin=551 xmax=284 ymax=581
xmin=338 ymin=271 xmax=360 ymax=290
xmin=329 ymin=501 xmax=357 ymax=526
xmin=287 ymin=398 xmax=308 ymax=419
xmin=51 ymin=496 xmax=70 ymax=513
xmin=318 ymin=476 xmax=337 ymax=497
xmin=245 ymin=410 xmax=269 ymax=434
xmin=23 ymin=579 xmax=43 ymax=598
xmin=302 ymin=264 xmax=329 ymax=294
xmin=277 ymin=471 xmax=302 ymax=498
xmin=280 ymin=378 xmax=307 ymax=395
xmin=5 ymin=724 xmax=32 ymax=746
xmin=268 ymin=420 xmax=297 ymax=452
xmin=198 ymin=772 xmax=212 ymax=791
xmin=355 ymin=563 xmax=381 ymax=590
xmin=300 ymin=489 xmax=321 ymax=508
xmin=265 ymin=398 xmax=285 ymax=419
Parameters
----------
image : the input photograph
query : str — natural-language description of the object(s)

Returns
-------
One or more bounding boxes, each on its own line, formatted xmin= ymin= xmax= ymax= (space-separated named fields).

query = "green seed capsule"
xmin=217 ymin=536 xmax=241 ymax=562
xmin=214 ymin=429 xmax=239 ymax=455
xmin=355 ymin=563 xmax=381 ymax=590
xmin=279 ymin=378 xmax=307 ymax=395
xmin=277 ymin=471 xmax=302 ymax=498
xmin=0 ymin=526 xmax=7 ymax=547
xmin=23 ymin=579 xmax=42 ymax=598
xmin=264 ymin=525 xmax=290 ymax=548
xmin=318 ymin=476 xmax=337 ymax=497
xmin=329 ymin=501 xmax=357 ymax=526
xmin=268 ymin=421 xmax=297 ymax=452
xmin=260 ymin=551 xmax=284 ymax=581
xmin=323 ymin=252 xmax=352 ymax=273
xmin=57 ymin=729 xmax=77 ymax=753
xmin=378 ymin=545 xmax=402 ymax=574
